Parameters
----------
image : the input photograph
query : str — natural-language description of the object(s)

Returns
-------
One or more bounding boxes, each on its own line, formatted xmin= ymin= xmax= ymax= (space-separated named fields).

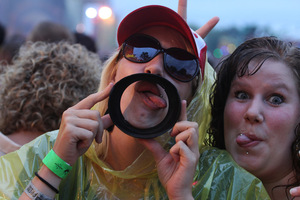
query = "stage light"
xmin=85 ymin=7 xmax=97 ymax=19
xmin=98 ymin=6 xmax=112 ymax=20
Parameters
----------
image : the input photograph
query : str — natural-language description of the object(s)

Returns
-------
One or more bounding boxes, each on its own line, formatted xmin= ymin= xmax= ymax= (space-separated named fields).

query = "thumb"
xmin=138 ymin=138 xmax=167 ymax=162
xmin=95 ymin=114 xmax=113 ymax=143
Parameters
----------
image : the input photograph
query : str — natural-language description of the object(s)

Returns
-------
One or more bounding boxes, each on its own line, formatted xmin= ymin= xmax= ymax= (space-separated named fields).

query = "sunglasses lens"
xmin=122 ymin=34 xmax=199 ymax=82
xmin=123 ymin=35 xmax=159 ymax=63
xmin=165 ymin=48 xmax=199 ymax=82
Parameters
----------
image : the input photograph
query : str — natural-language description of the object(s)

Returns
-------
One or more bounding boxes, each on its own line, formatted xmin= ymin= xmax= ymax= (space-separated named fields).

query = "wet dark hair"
xmin=206 ymin=36 xmax=300 ymax=198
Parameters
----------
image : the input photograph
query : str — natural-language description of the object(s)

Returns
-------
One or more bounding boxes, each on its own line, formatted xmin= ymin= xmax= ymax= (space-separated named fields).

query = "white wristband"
xmin=24 ymin=181 xmax=53 ymax=200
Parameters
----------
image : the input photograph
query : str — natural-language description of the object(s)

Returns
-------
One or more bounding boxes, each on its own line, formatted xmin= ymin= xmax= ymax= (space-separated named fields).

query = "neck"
xmin=262 ymin=170 xmax=295 ymax=200
xmin=7 ymin=130 xmax=43 ymax=146
xmin=104 ymin=127 xmax=146 ymax=171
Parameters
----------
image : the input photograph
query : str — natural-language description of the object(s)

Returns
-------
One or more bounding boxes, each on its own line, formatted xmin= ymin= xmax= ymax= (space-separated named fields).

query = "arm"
xmin=19 ymin=83 xmax=114 ymax=199
xmin=139 ymin=101 xmax=199 ymax=200
xmin=177 ymin=0 xmax=220 ymax=38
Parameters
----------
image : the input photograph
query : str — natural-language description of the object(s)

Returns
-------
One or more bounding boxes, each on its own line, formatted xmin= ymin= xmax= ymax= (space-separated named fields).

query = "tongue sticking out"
xmin=236 ymin=134 xmax=253 ymax=146
xmin=143 ymin=92 xmax=167 ymax=109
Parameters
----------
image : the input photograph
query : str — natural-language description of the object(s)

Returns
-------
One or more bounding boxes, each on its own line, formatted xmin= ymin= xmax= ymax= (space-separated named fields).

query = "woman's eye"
xmin=235 ymin=91 xmax=248 ymax=100
xmin=269 ymin=95 xmax=284 ymax=105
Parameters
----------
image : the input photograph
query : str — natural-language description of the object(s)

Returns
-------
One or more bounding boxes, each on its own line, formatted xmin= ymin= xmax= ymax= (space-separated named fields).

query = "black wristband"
xmin=35 ymin=172 xmax=59 ymax=193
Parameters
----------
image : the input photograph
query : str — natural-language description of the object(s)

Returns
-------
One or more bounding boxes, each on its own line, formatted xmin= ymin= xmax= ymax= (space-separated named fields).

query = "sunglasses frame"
xmin=121 ymin=34 xmax=199 ymax=82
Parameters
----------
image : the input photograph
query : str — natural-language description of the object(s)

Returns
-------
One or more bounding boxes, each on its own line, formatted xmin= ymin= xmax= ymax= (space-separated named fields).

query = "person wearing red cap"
xmin=0 ymin=2 xmax=269 ymax=200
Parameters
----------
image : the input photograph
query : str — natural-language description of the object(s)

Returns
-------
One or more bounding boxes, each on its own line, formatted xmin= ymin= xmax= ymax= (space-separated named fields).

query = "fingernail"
xmin=290 ymin=188 xmax=297 ymax=195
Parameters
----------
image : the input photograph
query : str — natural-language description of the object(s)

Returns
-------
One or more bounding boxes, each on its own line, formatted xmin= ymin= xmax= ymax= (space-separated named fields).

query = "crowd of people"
xmin=0 ymin=0 xmax=299 ymax=199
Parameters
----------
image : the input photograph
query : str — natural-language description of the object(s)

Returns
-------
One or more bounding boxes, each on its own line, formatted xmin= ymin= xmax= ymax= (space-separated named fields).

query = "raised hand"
xmin=139 ymin=100 xmax=199 ymax=200
xmin=53 ymin=83 xmax=114 ymax=165
xmin=177 ymin=0 xmax=219 ymax=38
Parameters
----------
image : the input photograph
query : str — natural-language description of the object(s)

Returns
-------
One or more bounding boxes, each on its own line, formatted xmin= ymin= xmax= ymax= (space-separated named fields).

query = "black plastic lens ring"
xmin=108 ymin=73 xmax=181 ymax=139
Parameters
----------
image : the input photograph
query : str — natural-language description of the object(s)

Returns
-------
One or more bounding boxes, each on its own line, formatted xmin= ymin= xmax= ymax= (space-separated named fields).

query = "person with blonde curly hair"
xmin=0 ymin=41 xmax=101 ymax=156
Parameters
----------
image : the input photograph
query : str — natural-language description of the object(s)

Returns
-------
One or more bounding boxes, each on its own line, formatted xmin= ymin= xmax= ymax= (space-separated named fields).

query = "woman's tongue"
xmin=236 ymin=134 xmax=253 ymax=146
xmin=143 ymin=91 xmax=167 ymax=110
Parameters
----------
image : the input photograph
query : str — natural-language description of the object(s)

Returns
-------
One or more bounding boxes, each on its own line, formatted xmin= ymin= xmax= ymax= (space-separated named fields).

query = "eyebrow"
xmin=231 ymin=77 xmax=292 ymax=92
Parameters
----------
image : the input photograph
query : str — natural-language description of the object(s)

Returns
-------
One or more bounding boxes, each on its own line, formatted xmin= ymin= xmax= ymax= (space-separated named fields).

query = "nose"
xmin=144 ymin=53 xmax=164 ymax=77
xmin=244 ymin=98 xmax=264 ymax=123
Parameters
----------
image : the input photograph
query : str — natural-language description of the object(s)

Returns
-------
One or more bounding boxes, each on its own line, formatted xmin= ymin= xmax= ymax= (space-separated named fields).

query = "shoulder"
xmin=193 ymin=146 xmax=270 ymax=200
xmin=198 ymin=146 xmax=254 ymax=177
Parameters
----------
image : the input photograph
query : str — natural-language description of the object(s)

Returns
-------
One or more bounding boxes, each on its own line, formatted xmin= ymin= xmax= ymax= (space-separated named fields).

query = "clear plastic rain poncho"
xmin=0 ymin=62 xmax=270 ymax=200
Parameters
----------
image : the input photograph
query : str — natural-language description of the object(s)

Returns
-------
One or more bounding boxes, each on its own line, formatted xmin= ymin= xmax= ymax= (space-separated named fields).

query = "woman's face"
xmin=114 ymin=26 xmax=194 ymax=129
xmin=224 ymin=59 xmax=300 ymax=182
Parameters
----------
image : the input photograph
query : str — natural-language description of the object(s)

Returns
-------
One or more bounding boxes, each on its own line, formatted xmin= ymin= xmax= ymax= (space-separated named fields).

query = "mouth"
xmin=135 ymin=81 xmax=167 ymax=110
xmin=236 ymin=132 xmax=262 ymax=148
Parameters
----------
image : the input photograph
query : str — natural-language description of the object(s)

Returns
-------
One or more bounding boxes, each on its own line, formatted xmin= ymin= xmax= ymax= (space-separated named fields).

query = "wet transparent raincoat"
xmin=0 ymin=63 xmax=270 ymax=200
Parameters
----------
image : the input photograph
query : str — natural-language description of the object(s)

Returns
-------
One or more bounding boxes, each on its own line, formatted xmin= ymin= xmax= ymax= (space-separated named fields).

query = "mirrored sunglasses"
xmin=121 ymin=34 xmax=199 ymax=82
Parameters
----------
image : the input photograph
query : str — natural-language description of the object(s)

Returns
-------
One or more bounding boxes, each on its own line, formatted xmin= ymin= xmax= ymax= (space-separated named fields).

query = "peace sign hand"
xmin=53 ymin=83 xmax=114 ymax=166
xmin=177 ymin=0 xmax=219 ymax=38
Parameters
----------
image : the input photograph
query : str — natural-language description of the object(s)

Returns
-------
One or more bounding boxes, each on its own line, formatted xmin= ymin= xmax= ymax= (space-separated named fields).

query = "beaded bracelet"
xmin=42 ymin=149 xmax=72 ymax=179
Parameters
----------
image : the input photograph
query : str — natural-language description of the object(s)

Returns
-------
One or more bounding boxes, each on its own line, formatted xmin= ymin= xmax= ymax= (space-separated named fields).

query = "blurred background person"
xmin=0 ymin=41 xmax=101 ymax=156
xmin=26 ymin=21 xmax=75 ymax=43
xmin=0 ymin=23 xmax=5 ymax=47
xmin=0 ymin=34 xmax=25 ymax=66
xmin=73 ymin=31 xmax=97 ymax=53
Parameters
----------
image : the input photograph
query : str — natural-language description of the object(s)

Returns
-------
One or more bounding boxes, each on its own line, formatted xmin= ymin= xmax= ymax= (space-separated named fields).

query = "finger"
xmin=172 ymin=121 xmax=198 ymax=137
xmin=66 ymin=117 xmax=101 ymax=138
xmin=169 ymin=141 xmax=198 ymax=186
xmin=73 ymin=82 xmax=114 ymax=110
xmin=61 ymin=108 xmax=104 ymax=143
xmin=290 ymin=186 xmax=300 ymax=197
xmin=177 ymin=0 xmax=187 ymax=21
xmin=178 ymin=100 xmax=187 ymax=121
xmin=174 ymin=124 xmax=199 ymax=154
xmin=171 ymin=121 xmax=198 ymax=136
xmin=138 ymin=138 xmax=167 ymax=163
xmin=196 ymin=16 xmax=220 ymax=38
xmin=101 ymin=114 xmax=113 ymax=131
xmin=172 ymin=120 xmax=198 ymax=137
xmin=169 ymin=140 xmax=195 ymax=164
xmin=74 ymin=127 xmax=97 ymax=149
xmin=64 ymin=108 xmax=101 ymax=121
xmin=54 ymin=124 xmax=97 ymax=164
xmin=95 ymin=114 xmax=113 ymax=143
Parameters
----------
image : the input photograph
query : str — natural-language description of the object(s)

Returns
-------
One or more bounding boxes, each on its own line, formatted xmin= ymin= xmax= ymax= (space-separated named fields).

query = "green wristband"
xmin=42 ymin=149 xmax=72 ymax=179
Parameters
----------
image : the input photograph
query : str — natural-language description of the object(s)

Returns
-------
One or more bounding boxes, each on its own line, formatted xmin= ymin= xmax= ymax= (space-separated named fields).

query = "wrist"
xmin=42 ymin=149 xmax=72 ymax=179
xmin=31 ymin=165 xmax=62 ymax=198
xmin=167 ymin=187 xmax=194 ymax=200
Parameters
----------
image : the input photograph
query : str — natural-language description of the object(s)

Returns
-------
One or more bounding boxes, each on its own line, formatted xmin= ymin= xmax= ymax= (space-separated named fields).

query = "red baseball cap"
xmin=117 ymin=5 xmax=207 ymax=79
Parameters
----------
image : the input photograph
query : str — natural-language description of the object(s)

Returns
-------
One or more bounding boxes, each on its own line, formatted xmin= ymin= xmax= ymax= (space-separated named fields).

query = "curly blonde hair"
xmin=0 ymin=41 xmax=101 ymax=135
